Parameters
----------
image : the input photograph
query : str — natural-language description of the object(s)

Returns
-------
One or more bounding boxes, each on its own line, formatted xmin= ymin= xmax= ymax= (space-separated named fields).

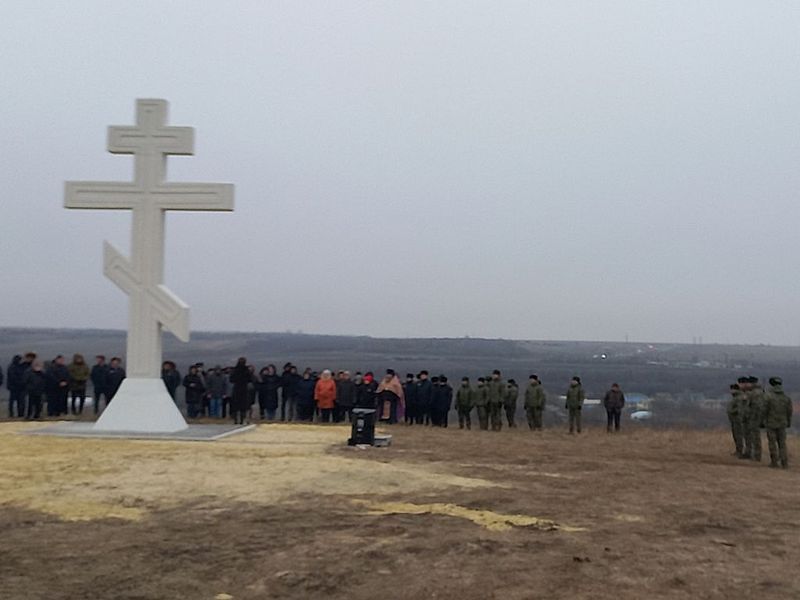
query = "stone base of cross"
xmin=65 ymin=99 xmax=234 ymax=432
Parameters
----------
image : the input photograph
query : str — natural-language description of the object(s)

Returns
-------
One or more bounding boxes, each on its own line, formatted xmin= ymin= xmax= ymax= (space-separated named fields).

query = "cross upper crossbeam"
xmin=108 ymin=98 xmax=194 ymax=156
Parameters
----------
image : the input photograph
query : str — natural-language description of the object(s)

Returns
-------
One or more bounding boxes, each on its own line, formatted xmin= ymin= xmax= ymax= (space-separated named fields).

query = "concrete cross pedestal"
xmin=65 ymin=99 xmax=234 ymax=432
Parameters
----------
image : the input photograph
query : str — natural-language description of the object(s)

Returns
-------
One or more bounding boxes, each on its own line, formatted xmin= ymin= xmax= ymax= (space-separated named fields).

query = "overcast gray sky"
xmin=2 ymin=1 xmax=800 ymax=344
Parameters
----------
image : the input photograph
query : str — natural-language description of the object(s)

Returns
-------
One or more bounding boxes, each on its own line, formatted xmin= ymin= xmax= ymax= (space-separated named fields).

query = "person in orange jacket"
xmin=314 ymin=369 xmax=337 ymax=423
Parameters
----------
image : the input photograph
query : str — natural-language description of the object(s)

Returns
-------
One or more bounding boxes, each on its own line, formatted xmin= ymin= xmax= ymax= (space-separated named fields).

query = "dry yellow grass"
xmin=352 ymin=499 xmax=587 ymax=532
xmin=0 ymin=422 xmax=496 ymax=521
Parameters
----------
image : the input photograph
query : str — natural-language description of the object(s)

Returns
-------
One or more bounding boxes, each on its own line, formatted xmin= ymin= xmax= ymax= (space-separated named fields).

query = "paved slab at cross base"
xmin=24 ymin=422 xmax=255 ymax=442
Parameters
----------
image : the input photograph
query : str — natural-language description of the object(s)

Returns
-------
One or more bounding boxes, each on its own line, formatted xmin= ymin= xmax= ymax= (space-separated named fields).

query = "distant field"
xmin=1 ymin=423 xmax=798 ymax=599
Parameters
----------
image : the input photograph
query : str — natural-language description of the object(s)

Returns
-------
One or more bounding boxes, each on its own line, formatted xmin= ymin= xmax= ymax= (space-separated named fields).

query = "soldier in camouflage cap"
xmin=745 ymin=376 xmax=765 ymax=462
xmin=763 ymin=377 xmax=793 ymax=468
xmin=474 ymin=377 xmax=489 ymax=430
xmin=524 ymin=375 xmax=546 ymax=431
xmin=565 ymin=376 xmax=585 ymax=434
xmin=739 ymin=377 xmax=754 ymax=459
xmin=487 ymin=370 xmax=505 ymax=432
xmin=727 ymin=380 xmax=746 ymax=457
xmin=504 ymin=379 xmax=519 ymax=428
xmin=455 ymin=377 xmax=474 ymax=430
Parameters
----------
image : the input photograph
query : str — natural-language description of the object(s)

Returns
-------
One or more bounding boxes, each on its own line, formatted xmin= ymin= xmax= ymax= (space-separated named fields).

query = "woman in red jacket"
xmin=314 ymin=370 xmax=337 ymax=423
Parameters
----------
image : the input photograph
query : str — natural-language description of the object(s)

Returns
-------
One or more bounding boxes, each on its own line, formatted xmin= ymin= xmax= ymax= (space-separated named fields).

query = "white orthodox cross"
xmin=65 ymin=99 xmax=234 ymax=379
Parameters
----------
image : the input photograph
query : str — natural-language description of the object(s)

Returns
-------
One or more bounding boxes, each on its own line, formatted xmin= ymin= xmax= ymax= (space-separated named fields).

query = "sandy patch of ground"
xmin=352 ymin=499 xmax=587 ymax=532
xmin=0 ymin=422 xmax=495 ymax=521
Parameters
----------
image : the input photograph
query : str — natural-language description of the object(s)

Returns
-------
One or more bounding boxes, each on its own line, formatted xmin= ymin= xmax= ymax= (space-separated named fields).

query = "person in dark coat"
xmin=46 ymin=355 xmax=70 ymax=417
xmin=90 ymin=355 xmax=110 ymax=414
xmin=229 ymin=357 xmax=251 ymax=425
xmin=429 ymin=376 xmax=443 ymax=426
xmin=183 ymin=365 xmax=206 ymax=419
xmin=354 ymin=372 xmax=378 ymax=409
xmin=205 ymin=366 xmax=228 ymax=418
xmin=603 ymin=383 xmax=625 ymax=432
xmin=295 ymin=369 xmax=317 ymax=422
xmin=258 ymin=364 xmax=281 ymax=421
xmin=335 ymin=371 xmax=356 ymax=423
xmin=161 ymin=360 xmax=181 ymax=401
xmin=415 ymin=371 xmax=433 ymax=425
xmin=7 ymin=355 xmax=29 ymax=418
xmin=432 ymin=375 xmax=453 ymax=427
xmin=403 ymin=373 xmax=417 ymax=425
xmin=279 ymin=363 xmax=296 ymax=421
xmin=24 ymin=360 xmax=47 ymax=420
xmin=106 ymin=358 xmax=126 ymax=401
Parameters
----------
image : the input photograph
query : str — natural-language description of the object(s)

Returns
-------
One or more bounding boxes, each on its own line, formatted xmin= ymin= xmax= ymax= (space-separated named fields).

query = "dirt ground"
xmin=0 ymin=421 xmax=798 ymax=600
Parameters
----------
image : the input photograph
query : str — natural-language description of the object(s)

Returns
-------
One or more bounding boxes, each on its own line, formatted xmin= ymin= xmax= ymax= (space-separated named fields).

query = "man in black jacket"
xmin=160 ymin=360 xmax=181 ymax=402
xmin=403 ymin=374 xmax=417 ymax=425
xmin=603 ymin=383 xmax=626 ymax=432
xmin=415 ymin=371 xmax=433 ymax=425
xmin=106 ymin=357 xmax=126 ymax=401
xmin=24 ymin=360 xmax=47 ymax=420
xmin=7 ymin=354 xmax=30 ymax=418
xmin=47 ymin=355 xmax=70 ymax=417
xmin=90 ymin=355 xmax=110 ymax=414
xmin=335 ymin=371 xmax=356 ymax=423
xmin=279 ymin=363 xmax=300 ymax=421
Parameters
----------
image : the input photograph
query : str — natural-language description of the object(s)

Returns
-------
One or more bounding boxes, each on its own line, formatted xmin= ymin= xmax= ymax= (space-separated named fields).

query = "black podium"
xmin=348 ymin=408 xmax=376 ymax=446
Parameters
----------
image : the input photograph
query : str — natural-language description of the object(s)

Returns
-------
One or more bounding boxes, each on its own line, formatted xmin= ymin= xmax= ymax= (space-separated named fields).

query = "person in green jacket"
xmin=455 ymin=377 xmax=474 ymax=430
xmin=524 ymin=375 xmax=546 ymax=431
xmin=487 ymin=370 xmax=505 ymax=431
xmin=727 ymin=383 xmax=745 ymax=458
xmin=745 ymin=376 xmax=765 ymax=462
xmin=504 ymin=379 xmax=519 ymax=428
xmin=738 ymin=377 xmax=753 ymax=459
xmin=67 ymin=353 xmax=90 ymax=415
xmin=565 ymin=376 xmax=585 ymax=434
xmin=763 ymin=377 xmax=793 ymax=469
xmin=474 ymin=377 xmax=489 ymax=430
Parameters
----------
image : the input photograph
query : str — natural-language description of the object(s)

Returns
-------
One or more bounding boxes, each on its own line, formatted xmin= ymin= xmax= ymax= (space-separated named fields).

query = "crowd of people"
xmin=2 ymin=353 xmax=125 ymax=419
xmin=2 ymin=354 xmax=622 ymax=432
xmin=1 ymin=352 xmax=792 ymax=468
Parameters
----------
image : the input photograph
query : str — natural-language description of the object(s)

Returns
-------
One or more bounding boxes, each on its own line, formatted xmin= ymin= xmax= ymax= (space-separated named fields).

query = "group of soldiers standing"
xmin=728 ymin=376 xmax=793 ymax=468
xmin=453 ymin=371 xmax=595 ymax=434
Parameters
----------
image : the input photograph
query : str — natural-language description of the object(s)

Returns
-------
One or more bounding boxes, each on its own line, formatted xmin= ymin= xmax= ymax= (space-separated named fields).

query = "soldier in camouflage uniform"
xmin=738 ymin=377 xmax=753 ymax=459
xmin=474 ymin=377 xmax=489 ymax=430
xmin=455 ymin=377 xmax=474 ymax=430
xmin=763 ymin=377 xmax=792 ymax=469
xmin=727 ymin=382 xmax=745 ymax=457
xmin=524 ymin=375 xmax=546 ymax=431
xmin=565 ymin=376 xmax=585 ymax=434
xmin=504 ymin=379 xmax=519 ymax=428
xmin=745 ymin=376 xmax=765 ymax=462
xmin=487 ymin=370 xmax=505 ymax=431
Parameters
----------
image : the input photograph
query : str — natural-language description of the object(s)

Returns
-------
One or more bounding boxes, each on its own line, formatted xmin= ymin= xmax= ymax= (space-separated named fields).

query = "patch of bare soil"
xmin=0 ymin=422 xmax=798 ymax=599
